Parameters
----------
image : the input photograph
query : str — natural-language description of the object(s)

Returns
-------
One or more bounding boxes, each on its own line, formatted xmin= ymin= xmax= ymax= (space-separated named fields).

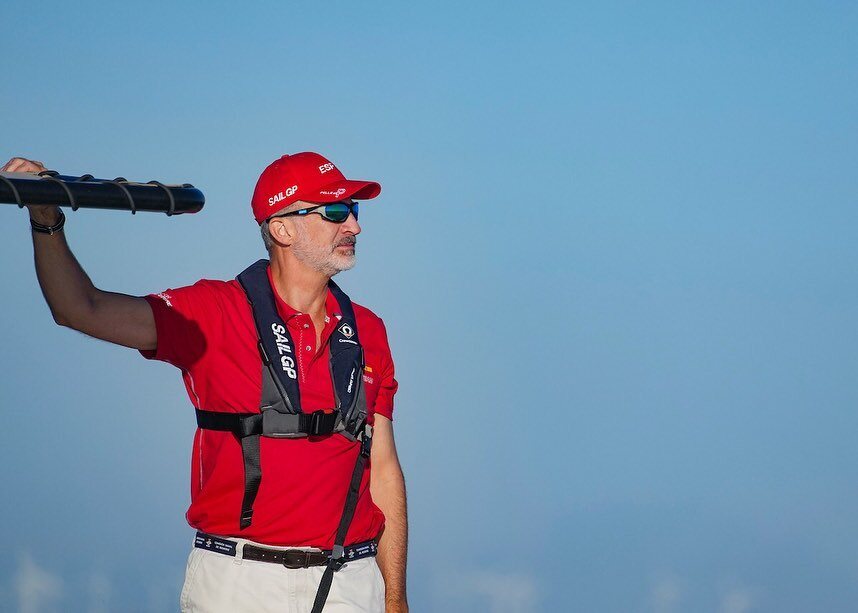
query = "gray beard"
xmin=291 ymin=226 xmax=356 ymax=277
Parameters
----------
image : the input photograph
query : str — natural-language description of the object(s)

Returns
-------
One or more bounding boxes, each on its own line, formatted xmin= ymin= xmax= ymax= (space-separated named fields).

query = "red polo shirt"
xmin=140 ymin=266 xmax=397 ymax=548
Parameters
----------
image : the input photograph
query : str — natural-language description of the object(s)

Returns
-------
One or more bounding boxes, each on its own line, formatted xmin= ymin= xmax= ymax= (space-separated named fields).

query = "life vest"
xmin=193 ymin=259 xmax=373 ymax=610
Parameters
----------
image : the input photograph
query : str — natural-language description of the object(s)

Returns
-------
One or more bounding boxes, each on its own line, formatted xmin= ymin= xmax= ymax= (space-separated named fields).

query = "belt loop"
xmin=234 ymin=540 xmax=245 ymax=565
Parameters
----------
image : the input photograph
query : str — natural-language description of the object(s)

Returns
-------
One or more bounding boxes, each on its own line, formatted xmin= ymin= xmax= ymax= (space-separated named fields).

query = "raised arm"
xmin=4 ymin=157 xmax=156 ymax=351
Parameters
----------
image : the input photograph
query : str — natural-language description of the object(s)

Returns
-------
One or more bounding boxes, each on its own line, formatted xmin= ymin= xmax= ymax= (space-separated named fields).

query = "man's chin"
xmin=328 ymin=254 xmax=356 ymax=275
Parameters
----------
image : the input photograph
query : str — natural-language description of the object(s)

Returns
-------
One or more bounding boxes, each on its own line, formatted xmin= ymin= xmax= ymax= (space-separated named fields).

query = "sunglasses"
xmin=269 ymin=201 xmax=359 ymax=224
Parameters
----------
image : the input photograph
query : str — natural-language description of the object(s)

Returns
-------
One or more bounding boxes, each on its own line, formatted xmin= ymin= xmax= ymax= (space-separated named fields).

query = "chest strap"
xmin=195 ymin=408 xmax=344 ymax=529
xmin=195 ymin=408 xmax=342 ymax=438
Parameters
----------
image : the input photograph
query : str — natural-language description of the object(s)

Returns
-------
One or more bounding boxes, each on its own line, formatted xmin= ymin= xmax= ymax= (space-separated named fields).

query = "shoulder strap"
xmin=237 ymin=259 xmax=301 ymax=415
xmin=327 ymin=280 xmax=368 ymax=436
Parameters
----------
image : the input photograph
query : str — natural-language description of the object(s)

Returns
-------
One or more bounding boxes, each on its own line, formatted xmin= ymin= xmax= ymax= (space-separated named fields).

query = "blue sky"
xmin=1 ymin=1 xmax=857 ymax=611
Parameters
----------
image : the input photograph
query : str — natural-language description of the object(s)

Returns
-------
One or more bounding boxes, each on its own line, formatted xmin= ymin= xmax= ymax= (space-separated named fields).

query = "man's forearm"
xmin=373 ymin=468 xmax=408 ymax=610
xmin=30 ymin=214 xmax=100 ymax=327
xmin=23 ymin=193 xmax=156 ymax=350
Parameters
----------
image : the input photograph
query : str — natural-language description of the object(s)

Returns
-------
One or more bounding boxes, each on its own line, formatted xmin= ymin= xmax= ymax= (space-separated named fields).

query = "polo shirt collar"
xmin=266 ymin=265 xmax=343 ymax=322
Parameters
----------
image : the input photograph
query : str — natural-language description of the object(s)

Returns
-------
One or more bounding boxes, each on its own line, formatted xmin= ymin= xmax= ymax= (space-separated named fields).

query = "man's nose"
xmin=342 ymin=212 xmax=361 ymax=235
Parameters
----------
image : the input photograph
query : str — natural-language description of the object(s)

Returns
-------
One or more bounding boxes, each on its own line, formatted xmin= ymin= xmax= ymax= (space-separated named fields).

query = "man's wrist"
xmin=30 ymin=208 xmax=66 ymax=235
xmin=29 ymin=207 xmax=63 ymax=226
xmin=385 ymin=594 xmax=408 ymax=606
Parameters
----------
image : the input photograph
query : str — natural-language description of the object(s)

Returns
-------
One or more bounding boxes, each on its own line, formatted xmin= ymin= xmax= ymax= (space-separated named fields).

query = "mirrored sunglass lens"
xmin=323 ymin=203 xmax=353 ymax=222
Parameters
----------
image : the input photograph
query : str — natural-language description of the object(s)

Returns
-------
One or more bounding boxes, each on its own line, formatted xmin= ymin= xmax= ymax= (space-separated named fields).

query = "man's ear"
xmin=269 ymin=218 xmax=295 ymax=246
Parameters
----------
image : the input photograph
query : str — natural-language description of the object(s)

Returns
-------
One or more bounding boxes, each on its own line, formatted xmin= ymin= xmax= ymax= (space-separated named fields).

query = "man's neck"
xmin=269 ymin=256 xmax=330 ymax=318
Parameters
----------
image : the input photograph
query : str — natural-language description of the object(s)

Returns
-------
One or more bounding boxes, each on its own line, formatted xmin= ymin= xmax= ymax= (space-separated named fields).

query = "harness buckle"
xmin=328 ymin=544 xmax=346 ymax=571
xmin=360 ymin=424 xmax=373 ymax=457
xmin=308 ymin=410 xmax=333 ymax=436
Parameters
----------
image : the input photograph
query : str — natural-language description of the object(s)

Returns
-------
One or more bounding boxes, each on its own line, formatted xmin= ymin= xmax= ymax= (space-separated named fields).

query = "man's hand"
xmin=1 ymin=157 xmax=61 ymax=225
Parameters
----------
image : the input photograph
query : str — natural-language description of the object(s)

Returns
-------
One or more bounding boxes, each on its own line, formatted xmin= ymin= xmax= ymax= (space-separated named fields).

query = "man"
xmin=3 ymin=153 xmax=408 ymax=613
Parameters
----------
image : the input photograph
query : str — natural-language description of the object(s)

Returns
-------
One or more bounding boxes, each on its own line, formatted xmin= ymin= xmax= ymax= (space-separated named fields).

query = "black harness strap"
xmin=195 ymin=409 xmax=341 ymax=438
xmin=240 ymin=435 xmax=261 ymax=528
xmin=311 ymin=425 xmax=373 ymax=613
xmin=195 ymin=410 xmax=262 ymax=435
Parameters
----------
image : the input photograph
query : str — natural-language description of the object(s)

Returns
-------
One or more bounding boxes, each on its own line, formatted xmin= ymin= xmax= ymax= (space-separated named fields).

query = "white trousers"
xmin=180 ymin=536 xmax=385 ymax=612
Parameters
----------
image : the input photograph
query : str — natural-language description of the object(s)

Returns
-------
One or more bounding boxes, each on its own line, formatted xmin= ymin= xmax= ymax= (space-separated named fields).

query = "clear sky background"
xmin=1 ymin=2 xmax=857 ymax=612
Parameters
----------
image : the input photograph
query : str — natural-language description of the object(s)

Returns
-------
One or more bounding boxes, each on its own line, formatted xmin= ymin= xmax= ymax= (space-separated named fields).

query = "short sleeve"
xmin=372 ymin=318 xmax=398 ymax=421
xmin=139 ymin=281 xmax=223 ymax=371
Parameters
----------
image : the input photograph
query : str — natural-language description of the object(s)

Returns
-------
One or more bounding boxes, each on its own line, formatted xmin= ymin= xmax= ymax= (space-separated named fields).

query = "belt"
xmin=194 ymin=531 xmax=378 ymax=569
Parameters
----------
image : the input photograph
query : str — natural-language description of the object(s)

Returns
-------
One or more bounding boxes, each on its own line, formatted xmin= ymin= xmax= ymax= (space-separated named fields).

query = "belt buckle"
xmin=282 ymin=550 xmax=310 ymax=569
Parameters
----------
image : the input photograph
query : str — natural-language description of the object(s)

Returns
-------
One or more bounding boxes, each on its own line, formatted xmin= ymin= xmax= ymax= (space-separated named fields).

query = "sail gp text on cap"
xmin=250 ymin=152 xmax=381 ymax=224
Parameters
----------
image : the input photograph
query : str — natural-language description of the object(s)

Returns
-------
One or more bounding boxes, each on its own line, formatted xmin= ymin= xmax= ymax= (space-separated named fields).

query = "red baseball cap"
xmin=251 ymin=152 xmax=381 ymax=223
